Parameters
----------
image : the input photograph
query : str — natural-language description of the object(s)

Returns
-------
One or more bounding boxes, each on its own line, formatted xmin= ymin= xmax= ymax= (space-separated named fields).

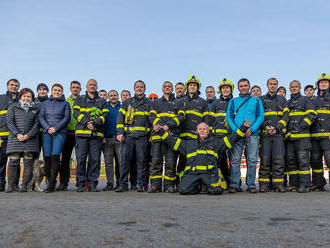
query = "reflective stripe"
xmin=173 ymin=139 xmax=181 ymax=151
xmin=312 ymin=169 xmax=323 ymax=173
xmin=272 ymin=178 xmax=284 ymax=183
xmin=0 ymin=132 xmax=9 ymax=136
xmin=157 ymin=113 xmax=176 ymax=118
xmin=161 ymin=132 xmax=169 ymax=140
xmin=79 ymin=108 xmax=92 ymax=112
xmin=286 ymin=132 xmax=310 ymax=138
xmin=288 ymin=170 xmax=298 ymax=175
xmin=127 ymin=126 xmax=150 ymax=132
xmin=99 ymin=116 xmax=105 ymax=123
xmin=316 ymin=109 xmax=330 ymax=114
xmin=151 ymin=136 xmax=161 ymax=141
xmin=289 ymin=111 xmax=305 ymax=116
xmin=264 ymin=111 xmax=283 ymax=116
xmin=311 ymin=133 xmax=330 ymax=137
xmin=259 ymin=178 xmax=270 ymax=182
xmin=149 ymin=110 xmax=157 ymax=115
xmin=0 ymin=110 xmax=8 ymax=115
xmin=283 ymin=107 xmax=289 ymax=113
xmin=173 ymin=117 xmax=180 ymax=126
xmin=215 ymin=112 xmax=226 ymax=117
xmin=119 ymin=108 xmax=126 ymax=115
xmin=180 ymin=133 xmax=197 ymax=139
xmin=73 ymin=106 xmax=80 ymax=109
xmin=164 ymin=176 xmax=176 ymax=181
xmin=178 ymin=110 xmax=185 ymax=115
xmin=75 ymin=130 xmax=104 ymax=137
xmin=224 ymin=136 xmax=232 ymax=149
xmin=102 ymin=109 xmax=109 ymax=113
xmin=303 ymin=118 xmax=311 ymax=126
xmin=186 ymin=150 xmax=218 ymax=159
xmin=236 ymin=129 xmax=244 ymax=137
xmin=215 ymin=129 xmax=228 ymax=134
xmin=149 ymin=175 xmax=162 ymax=179
xmin=278 ymin=119 xmax=287 ymax=127
xmin=134 ymin=111 xmax=149 ymax=116
xmin=116 ymin=124 xmax=124 ymax=129
xmin=185 ymin=110 xmax=203 ymax=118
xmin=203 ymin=111 xmax=211 ymax=117
xmin=184 ymin=165 xmax=215 ymax=171
xmin=153 ymin=118 xmax=160 ymax=126
xmin=77 ymin=114 xmax=84 ymax=122
xmin=306 ymin=109 xmax=317 ymax=115
xmin=298 ymin=170 xmax=310 ymax=175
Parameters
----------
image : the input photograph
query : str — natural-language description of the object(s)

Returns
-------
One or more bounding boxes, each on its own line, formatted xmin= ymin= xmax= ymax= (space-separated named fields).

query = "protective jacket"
xmin=208 ymin=95 xmax=232 ymax=136
xmin=311 ymin=90 xmax=330 ymax=139
xmin=0 ymin=91 xmax=19 ymax=138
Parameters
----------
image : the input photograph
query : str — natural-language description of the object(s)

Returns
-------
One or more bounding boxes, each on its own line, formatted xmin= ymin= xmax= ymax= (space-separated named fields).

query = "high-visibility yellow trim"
xmin=173 ymin=117 xmax=180 ymax=126
xmin=207 ymin=112 xmax=216 ymax=117
xmin=312 ymin=169 xmax=323 ymax=173
xmin=151 ymin=136 xmax=161 ymax=141
xmin=127 ymin=126 xmax=150 ymax=132
xmin=164 ymin=176 xmax=176 ymax=181
xmin=203 ymin=111 xmax=211 ymax=117
xmin=264 ymin=111 xmax=283 ymax=116
xmin=298 ymin=170 xmax=310 ymax=175
xmin=283 ymin=107 xmax=289 ymax=113
xmin=149 ymin=175 xmax=162 ymax=179
xmin=161 ymin=132 xmax=169 ymax=140
xmin=157 ymin=113 xmax=176 ymax=118
xmin=99 ymin=116 xmax=105 ymax=123
xmin=272 ymin=178 xmax=284 ymax=183
xmin=80 ymin=108 xmax=92 ymax=112
xmin=134 ymin=111 xmax=149 ymax=116
xmin=75 ymin=130 xmax=104 ymax=137
xmin=102 ymin=109 xmax=109 ymax=113
xmin=259 ymin=178 xmax=270 ymax=182
xmin=316 ymin=109 xmax=330 ymax=114
xmin=116 ymin=124 xmax=124 ymax=129
xmin=278 ymin=120 xmax=287 ymax=127
xmin=186 ymin=150 xmax=218 ymax=159
xmin=184 ymin=165 xmax=215 ymax=171
xmin=303 ymin=118 xmax=312 ymax=126
xmin=180 ymin=133 xmax=197 ymax=139
xmin=0 ymin=110 xmax=8 ymax=115
xmin=288 ymin=170 xmax=298 ymax=175
xmin=178 ymin=110 xmax=185 ymax=115
xmin=236 ymin=129 xmax=245 ymax=137
xmin=173 ymin=139 xmax=181 ymax=151
xmin=119 ymin=108 xmax=126 ymax=115
xmin=215 ymin=112 xmax=226 ymax=117
xmin=73 ymin=106 xmax=80 ymax=109
xmin=286 ymin=133 xmax=310 ymax=138
xmin=185 ymin=110 xmax=203 ymax=118
xmin=77 ymin=114 xmax=84 ymax=122
xmin=306 ymin=109 xmax=317 ymax=115
xmin=0 ymin=132 xmax=9 ymax=136
xmin=153 ymin=118 xmax=160 ymax=126
xmin=215 ymin=129 xmax=228 ymax=134
xmin=311 ymin=133 xmax=330 ymax=137
xmin=289 ymin=111 xmax=305 ymax=116
xmin=149 ymin=110 xmax=157 ymax=115
xmin=224 ymin=136 xmax=232 ymax=149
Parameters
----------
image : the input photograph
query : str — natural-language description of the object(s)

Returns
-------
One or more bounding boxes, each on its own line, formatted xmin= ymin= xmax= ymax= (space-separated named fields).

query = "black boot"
xmin=44 ymin=156 xmax=52 ymax=187
xmin=20 ymin=158 xmax=34 ymax=192
xmin=45 ymin=155 xmax=60 ymax=193
xmin=6 ymin=158 xmax=19 ymax=193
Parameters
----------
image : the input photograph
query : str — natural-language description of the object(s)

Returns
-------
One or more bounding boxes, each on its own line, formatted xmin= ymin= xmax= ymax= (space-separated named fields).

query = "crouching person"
xmin=6 ymin=88 xmax=40 ymax=193
xmin=154 ymin=120 xmax=250 ymax=195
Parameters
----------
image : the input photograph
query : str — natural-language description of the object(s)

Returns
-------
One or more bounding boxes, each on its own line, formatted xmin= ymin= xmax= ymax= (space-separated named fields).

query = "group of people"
xmin=0 ymin=73 xmax=329 ymax=195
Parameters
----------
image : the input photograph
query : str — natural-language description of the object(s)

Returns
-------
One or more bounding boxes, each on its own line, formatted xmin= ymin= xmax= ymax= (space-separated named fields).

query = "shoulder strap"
xmin=234 ymin=96 xmax=251 ymax=115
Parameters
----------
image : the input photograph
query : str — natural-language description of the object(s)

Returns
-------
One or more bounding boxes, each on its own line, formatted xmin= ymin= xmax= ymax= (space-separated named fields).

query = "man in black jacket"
xmin=0 ymin=79 xmax=20 ymax=191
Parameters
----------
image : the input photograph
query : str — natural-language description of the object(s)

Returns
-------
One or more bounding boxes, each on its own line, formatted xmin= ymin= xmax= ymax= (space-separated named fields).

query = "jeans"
xmin=229 ymin=135 xmax=258 ymax=188
xmin=42 ymin=133 xmax=66 ymax=156
xmin=102 ymin=137 xmax=121 ymax=185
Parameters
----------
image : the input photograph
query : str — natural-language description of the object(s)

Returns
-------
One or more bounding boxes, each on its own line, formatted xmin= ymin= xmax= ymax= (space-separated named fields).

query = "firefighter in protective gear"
xmin=286 ymin=80 xmax=317 ymax=193
xmin=207 ymin=78 xmax=233 ymax=185
xmin=258 ymin=78 xmax=289 ymax=192
xmin=154 ymin=121 xmax=250 ymax=195
xmin=149 ymin=81 xmax=185 ymax=193
xmin=73 ymin=79 xmax=109 ymax=192
xmin=176 ymin=75 xmax=208 ymax=185
xmin=116 ymin=80 xmax=152 ymax=192
xmin=310 ymin=73 xmax=330 ymax=191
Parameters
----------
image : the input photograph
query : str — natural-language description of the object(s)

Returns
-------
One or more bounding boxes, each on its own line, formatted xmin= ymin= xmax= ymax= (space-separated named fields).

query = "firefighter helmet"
xmin=217 ymin=78 xmax=234 ymax=93
xmin=185 ymin=75 xmax=201 ymax=90
xmin=315 ymin=73 xmax=330 ymax=88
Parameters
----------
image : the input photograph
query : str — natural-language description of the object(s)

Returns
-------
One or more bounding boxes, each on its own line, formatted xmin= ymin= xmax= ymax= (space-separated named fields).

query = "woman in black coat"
xmin=6 ymin=88 xmax=39 ymax=193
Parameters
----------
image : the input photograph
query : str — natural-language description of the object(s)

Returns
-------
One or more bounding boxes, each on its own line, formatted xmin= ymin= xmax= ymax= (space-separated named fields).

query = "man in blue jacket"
xmin=226 ymin=78 xmax=264 ymax=193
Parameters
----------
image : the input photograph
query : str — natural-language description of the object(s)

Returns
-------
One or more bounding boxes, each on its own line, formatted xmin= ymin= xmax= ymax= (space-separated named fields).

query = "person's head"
xmin=186 ymin=75 xmax=201 ymax=95
xmin=19 ymin=88 xmax=35 ymax=103
xmin=175 ymin=82 xmax=185 ymax=97
xmin=276 ymin=86 xmax=286 ymax=97
xmin=316 ymin=73 xmax=330 ymax=91
xmin=134 ymin=80 xmax=146 ymax=97
xmin=289 ymin=80 xmax=301 ymax=94
xmin=70 ymin=81 xmax=81 ymax=97
xmin=266 ymin=77 xmax=278 ymax=94
xmin=162 ymin=81 xmax=173 ymax=95
xmin=237 ymin=78 xmax=250 ymax=95
xmin=98 ymin=89 xmax=107 ymax=100
xmin=51 ymin=84 xmax=64 ymax=99
xmin=7 ymin=79 xmax=20 ymax=93
xmin=304 ymin=85 xmax=315 ymax=98
xmin=251 ymin=85 xmax=262 ymax=97
xmin=121 ymin=90 xmax=131 ymax=102
xmin=37 ymin=83 xmax=49 ymax=97
xmin=86 ymin=79 xmax=98 ymax=94
xmin=148 ymin=93 xmax=158 ymax=102
xmin=197 ymin=122 xmax=210 ymax=140
xmin=205 ymin=86 xmax=215 ymax=99
xmin=108 ymin=90 xmax=119 ymax=104
xmin=218 ymin=78 xmax=233 ymax=97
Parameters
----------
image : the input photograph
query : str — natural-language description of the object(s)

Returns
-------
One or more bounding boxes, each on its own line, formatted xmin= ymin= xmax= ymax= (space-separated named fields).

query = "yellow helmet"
xmin=315 ymin=73 xmax=330 ymax=88
xmin=185 ymin=75 xmax=201 ymax=90
xmin=217 ymin=78 xmax=233 ymax=93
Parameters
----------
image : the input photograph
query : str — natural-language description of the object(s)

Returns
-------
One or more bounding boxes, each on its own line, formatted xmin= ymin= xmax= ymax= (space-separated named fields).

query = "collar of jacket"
xmin=290 ymin=92 xmax=301 ymax=100
xmin=266 ymin=92 xmax=277 ymax=100
xmin=239 ymin=92 xmax=251 ymax=98
xmin=187 ymin=91 xmax=200 ymax=100
xmin=176 ymin=94 xmax=185 ymax=99
xmin=206 ymin=97 xmax=216 ymax=104
xmin=318 ymin=89 xmax=329 ymax=98
xmin=86 ymin=91 xmax=99 ymax=100
xmin=50 ymin=95 xmax=65 ymax=101
xmin=6 ymin=90 xmax=19 ymax=102
xmin=108 ymin=101 xmax=121 ymax=108
xmin=36 ymin=95 xmax=49 ymax=102
xmin=161 ymin=93 xmax=175 ymax=102
xmin=220 ymin=94 xmax=232 ymax=101
xmin=133 ymin=94 xmax=147 ymax=102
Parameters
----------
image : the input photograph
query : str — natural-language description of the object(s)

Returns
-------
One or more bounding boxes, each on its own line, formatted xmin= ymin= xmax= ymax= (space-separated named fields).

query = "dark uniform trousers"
xmin=75 ymin=136 xmax=102 ymax=187
xmin=218 ymin=146 xmax=230 ymax=185
xmin=59 ymin=133 xmax=76 ymax=186
xmin=259 ymin=135 xmax=285 ymax=187
xmin=0 ymin=138 xmax=8 ymax=186
xmin=286 ymin=138 xmax=311 ymax=187
xmin=311 ymin=139 xmax=330 ymax=188
xmin=119 ymin=137 xmax=149 ymax=189
xmin=150 ymin=142 xmax=176 ymax=189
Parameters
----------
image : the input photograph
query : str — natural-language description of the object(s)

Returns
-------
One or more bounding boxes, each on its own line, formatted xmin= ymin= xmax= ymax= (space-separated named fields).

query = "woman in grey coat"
xmin=6 ymin=88 xmax=39 ymax=193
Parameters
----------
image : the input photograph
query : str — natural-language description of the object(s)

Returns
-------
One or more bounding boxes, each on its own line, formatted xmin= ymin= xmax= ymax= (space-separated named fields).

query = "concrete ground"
xmin=0 ymin=183 xmax=330 ymax=248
